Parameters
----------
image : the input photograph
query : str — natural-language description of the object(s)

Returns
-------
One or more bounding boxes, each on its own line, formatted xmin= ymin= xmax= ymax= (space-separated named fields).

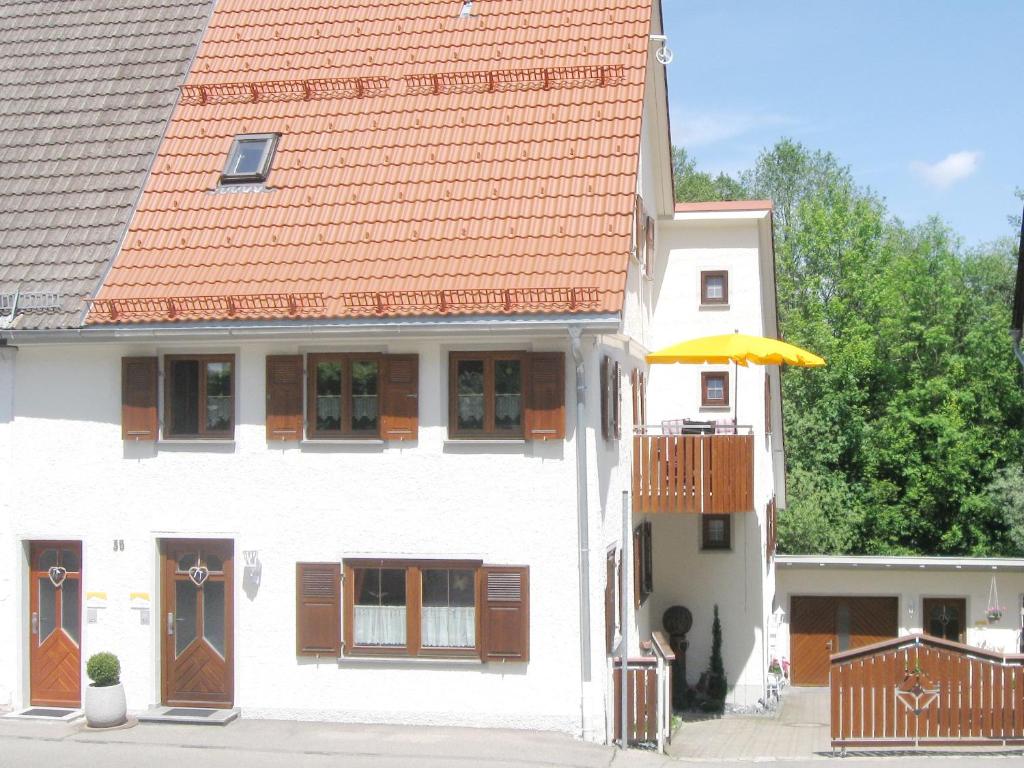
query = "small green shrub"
xmin=86 ymin=652 xmax=120 ymax=687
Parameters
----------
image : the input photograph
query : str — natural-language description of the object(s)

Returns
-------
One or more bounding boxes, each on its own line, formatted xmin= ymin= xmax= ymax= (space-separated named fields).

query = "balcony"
xmin=632 ymin=428 xmax=754 ymax=514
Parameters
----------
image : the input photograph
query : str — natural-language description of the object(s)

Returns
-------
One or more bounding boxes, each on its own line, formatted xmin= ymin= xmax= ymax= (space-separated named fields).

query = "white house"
xmin=0 ymin=0 xmax=786 ymax=741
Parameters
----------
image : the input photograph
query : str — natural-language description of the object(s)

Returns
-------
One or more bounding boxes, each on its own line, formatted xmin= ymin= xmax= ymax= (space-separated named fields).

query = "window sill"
xmin=159 ymin=438 xmax=236 ymax=445
xmin=699 ymin=405 xmax=731 ymax=412
xmin=699 ymin=303 xmax=730 ymax=311
xmin=444 ymin=438 xmax=526 ymax=445
xmin=337 ymin=654 xmax=483 ymax=666
xmin=301 ymin=439 xmax=385 ymax=445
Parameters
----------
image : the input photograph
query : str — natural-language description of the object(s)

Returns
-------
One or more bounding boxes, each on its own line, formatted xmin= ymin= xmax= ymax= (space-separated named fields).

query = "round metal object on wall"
xmin=663 ymin=605 xmax=693 ymax=636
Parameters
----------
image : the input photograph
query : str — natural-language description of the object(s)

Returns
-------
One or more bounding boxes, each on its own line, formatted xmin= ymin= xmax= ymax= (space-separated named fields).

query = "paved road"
xmin=1 ymin=717 xmax=1022 ymax=768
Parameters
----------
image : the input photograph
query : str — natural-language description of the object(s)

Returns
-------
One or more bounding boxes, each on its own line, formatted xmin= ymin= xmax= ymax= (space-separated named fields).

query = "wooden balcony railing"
xmin=632 ymin=432 xmax=754 ymax=514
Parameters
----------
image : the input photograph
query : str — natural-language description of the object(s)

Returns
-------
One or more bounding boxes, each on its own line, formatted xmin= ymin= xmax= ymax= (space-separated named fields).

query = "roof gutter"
xmin=2 ymin=313 xmax=621 ymax=345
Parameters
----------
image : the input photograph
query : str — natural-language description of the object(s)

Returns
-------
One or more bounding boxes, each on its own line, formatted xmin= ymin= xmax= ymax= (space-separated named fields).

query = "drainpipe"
xmin=569 ymin=326 xmax=593 ymax=739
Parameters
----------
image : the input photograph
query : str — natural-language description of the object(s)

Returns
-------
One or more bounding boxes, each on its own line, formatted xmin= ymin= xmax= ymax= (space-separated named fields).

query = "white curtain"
xmin=354 ymin=605 xmax=407 ymax=646
xmin=421 ymin=606 xmax=475 ymax=648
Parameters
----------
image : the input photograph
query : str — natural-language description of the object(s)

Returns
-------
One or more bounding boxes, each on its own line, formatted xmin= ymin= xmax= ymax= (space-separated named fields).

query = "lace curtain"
xmin=422 ymin=607 xmax=475 ymax=648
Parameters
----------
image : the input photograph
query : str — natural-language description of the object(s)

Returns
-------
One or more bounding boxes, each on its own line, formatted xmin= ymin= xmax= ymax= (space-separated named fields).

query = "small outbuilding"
xmin=773 ymin=555 xmax=1024 ymax=685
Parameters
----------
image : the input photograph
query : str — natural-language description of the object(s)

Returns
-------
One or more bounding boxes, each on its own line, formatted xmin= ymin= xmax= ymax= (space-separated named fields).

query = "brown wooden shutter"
xmin=121 ymin=356 xmax=158 ymax=440
xmin=641 ymin=521 xmax=653 ymax=597
xmin=605 ymin=550 xmax=616 ymax=653
xmin=296 ymin=562 xmax=340 ymax=656
xmin=765 ymin=372 xmax=772 ymax=434
xmin=600 ymin=355 xmax=611 ymax=440
xmin=634 ymin=194 xmax=646 ymax=265
xmin=481 ymin=566 xmax=530 ymax=662
xmin=524 ymin=352 xmax=564 ymax=440
xmin=612 ymin=360 xmax=622 ymax=440
xmin=633 ymin=525 xmax=642 ymax=609
xmin=381 ymin=354 xmax=418 ymax=440
xmin=266 ymin=355 xmax=303 ymax=441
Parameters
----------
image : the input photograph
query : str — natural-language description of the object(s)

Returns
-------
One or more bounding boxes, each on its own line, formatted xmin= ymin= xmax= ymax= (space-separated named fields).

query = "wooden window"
xmin=342 ymin=560 xmax=526 ymax=661
xmin=701 ymin=514 xmax=731 ymax=551
xmin=296 ymin=562 xmax=340 ymax=656
xmin=766 ymin=497 xmax=777 ymax=562
xmin=701 ymin=270 xmax=728 ymax=305
xmin=764 ymin=372 xmax=772 ymax=434
xmin=266 ymin=355 xmax=303 ymax=441
xmin=164 ymin=355 xmax=234 ymax=439
xmin=449 ymin=352 xmax=564 ymax=440
xmin=701 ymin=371 xmax=729 ymax=407
xmin=600 ymin=356 xmax=622 ymax=441
xmin=308 ymin=353 xmax=381 ymax=438
xmin=633 ymin=521 xmax=653 ymax=606
xmin=121 ymin=356 xmax=158 ymax=440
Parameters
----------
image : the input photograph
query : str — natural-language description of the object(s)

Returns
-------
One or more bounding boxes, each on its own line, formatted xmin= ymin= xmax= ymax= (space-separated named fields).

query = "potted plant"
xmin=84 ymin=652 xmax=126 ymax=727
xmin=986 ymin=605 xmax=1005 ymax=623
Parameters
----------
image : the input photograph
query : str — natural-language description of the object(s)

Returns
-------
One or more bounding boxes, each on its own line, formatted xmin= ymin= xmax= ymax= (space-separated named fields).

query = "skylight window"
xmin=459 ymin=1 xmax=472 ymax=18
xmin=220 ymin=133 xmax=279 ymax=185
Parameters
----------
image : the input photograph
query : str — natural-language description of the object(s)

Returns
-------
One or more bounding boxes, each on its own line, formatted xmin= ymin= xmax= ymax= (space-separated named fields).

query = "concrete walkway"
xmin=0 ymin=716 xmax=673 ymax=768
xmin=668 ymin=686 xmax=832 ymax=761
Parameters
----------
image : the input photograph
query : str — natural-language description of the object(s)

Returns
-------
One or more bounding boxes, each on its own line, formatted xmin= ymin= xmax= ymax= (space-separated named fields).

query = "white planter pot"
xmin=84 ymin=682 xmax=126 ymax=728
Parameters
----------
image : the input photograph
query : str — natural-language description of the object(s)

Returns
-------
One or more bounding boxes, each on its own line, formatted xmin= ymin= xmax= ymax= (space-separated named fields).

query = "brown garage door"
xmin=790 ymin=596 xmax=898 ymax=686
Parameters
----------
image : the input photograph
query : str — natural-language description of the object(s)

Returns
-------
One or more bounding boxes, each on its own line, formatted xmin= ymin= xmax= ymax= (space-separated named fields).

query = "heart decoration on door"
xmin=188 ymin=565 xmax=210 ymax=587
xmin=48 ymin=566 xmax=67 ymax=588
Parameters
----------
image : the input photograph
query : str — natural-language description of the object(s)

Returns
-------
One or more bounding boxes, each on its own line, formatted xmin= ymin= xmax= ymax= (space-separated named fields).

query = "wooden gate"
xmin=611 ymin=632 xmax=675 ymax=751
xmin=830 ymin=634 xmax=1024 ymax=747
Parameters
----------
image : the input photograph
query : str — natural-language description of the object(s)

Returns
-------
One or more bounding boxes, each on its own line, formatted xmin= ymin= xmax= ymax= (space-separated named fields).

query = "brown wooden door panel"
xmin=791 ymin=595 xmax=899 ymax=687
xmin=161 ymin=539 xmax=233 ymax=708
xmin=922 ymin=598 xmax=967 ymax=644
xmin=790 ymin=596 xmax=835 ymax=686
xmin=29 ymin=541 xmax=82 ymax=707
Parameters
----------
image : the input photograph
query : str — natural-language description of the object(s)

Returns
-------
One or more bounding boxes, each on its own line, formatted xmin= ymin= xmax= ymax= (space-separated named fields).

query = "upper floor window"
xmin=701 ymin=371 xmax=729 ymax=407
xmin=307 ymin=354 xmax=380 ymax=438
xmin=701 ymin=270 xmax=728 ymax=305
xmin=220 ymin=133 xmax=279 ymax=185
xmin=165 ymin=355 xmax=234 ymax=438
xmin=450 ymin=352 xmax=524 ymax=437
xmin=701 ymin=514 xmax=731 ymax=551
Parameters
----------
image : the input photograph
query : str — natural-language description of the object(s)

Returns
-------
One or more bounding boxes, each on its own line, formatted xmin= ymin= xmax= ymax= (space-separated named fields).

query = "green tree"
xmin=672 ymin=147 xmax=744 ymax=203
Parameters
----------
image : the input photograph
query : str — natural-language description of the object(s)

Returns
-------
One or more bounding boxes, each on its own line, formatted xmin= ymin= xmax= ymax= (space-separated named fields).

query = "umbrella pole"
xmin=733 ymin=359 xmax=738 ymax=428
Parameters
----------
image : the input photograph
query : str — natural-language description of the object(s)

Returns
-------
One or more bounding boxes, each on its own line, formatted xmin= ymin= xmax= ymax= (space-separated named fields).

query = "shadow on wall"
xmin=649 ymin=514 xmax=759 ymax=698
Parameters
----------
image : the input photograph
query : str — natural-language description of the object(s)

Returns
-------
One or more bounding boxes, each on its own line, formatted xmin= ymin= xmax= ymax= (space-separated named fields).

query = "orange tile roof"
xmin=88 ymin=0 xmax=654 ymax=324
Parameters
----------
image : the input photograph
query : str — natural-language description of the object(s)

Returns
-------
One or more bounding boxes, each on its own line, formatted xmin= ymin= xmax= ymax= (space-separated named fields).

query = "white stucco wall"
xmin=775 ymin=560 xmax=1024 ymax=660
xmin=0 ymin=330 xmax=642 ymax=736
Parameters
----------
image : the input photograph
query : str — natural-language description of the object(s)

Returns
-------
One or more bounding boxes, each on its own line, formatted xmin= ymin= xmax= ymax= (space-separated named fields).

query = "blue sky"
xmin=662 ymin=0 xmax=1023 ymax=246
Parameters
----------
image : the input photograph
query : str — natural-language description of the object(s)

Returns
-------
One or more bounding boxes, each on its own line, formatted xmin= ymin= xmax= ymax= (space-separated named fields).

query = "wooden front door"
xmin=29 ymin=541 xmax=82 ymax=707
xmin=161 ymin=539 xmax=233 ymax=708
xmin=922 ymin=598 xmax=966 ymax=643
xmin=790 ymin=596 xmax=898 ymax=686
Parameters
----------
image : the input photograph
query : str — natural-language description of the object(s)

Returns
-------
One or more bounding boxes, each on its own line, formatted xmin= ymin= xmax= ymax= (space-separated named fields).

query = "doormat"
xmin=137 ymin=706 xmax=239 ymax=725
xmin=6 ymin=707 xmax=82 ymax=721
xmin=163 ymin=708 xmax=217 ymax=717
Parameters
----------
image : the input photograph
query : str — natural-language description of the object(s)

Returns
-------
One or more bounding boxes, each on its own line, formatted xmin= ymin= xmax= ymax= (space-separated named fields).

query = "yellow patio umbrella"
xmin=645 ymin=332 xmax=825 ymax=425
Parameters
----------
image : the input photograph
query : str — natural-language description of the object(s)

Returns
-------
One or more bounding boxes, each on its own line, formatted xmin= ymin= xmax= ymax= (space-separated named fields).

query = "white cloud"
xmin=673 ymin=111 xmax=794 ymax=148
xmin=910 ymin=151 xmax=982 ymax=189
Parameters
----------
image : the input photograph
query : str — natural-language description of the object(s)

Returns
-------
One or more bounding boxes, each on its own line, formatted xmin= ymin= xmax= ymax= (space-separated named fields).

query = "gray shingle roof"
xmin=0 ymin=0 xmax=214 ymax=330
